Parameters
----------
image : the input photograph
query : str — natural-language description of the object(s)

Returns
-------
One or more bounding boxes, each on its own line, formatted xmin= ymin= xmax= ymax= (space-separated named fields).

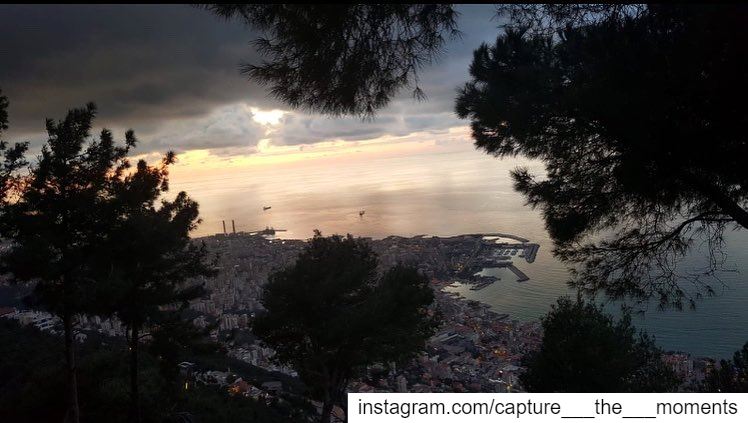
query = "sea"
xmin=170 ymin=138 xmax=748 ymax=359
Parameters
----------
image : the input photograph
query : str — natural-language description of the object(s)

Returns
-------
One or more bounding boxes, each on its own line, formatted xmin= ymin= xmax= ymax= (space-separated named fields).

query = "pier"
xmin=507 ymin=264 xmax=529 ymax=282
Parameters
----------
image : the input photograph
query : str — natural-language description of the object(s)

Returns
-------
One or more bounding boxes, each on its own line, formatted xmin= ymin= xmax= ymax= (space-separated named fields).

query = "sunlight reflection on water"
xmin=171 ymin=142 xmax=748 ymax=358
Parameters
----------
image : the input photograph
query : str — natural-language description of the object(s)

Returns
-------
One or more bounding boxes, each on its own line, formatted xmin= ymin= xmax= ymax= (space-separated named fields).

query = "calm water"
xmin=171 ymin=140 xmax=748 ymax=358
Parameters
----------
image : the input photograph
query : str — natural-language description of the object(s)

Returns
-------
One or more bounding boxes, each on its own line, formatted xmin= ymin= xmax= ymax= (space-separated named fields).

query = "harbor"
xmin=213 ymin=222 xmax=537 ymax=290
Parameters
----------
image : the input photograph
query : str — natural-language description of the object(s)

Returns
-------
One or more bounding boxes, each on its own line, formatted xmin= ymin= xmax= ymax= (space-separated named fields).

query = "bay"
xmin=171 ymin=139 xmax=748 ymax=359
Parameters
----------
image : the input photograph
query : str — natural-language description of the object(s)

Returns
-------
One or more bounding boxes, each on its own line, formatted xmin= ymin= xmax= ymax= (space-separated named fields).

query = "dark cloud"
xmin=0 ymin=5 xmax=270 ymax=138
xmin=0 ymin=4 xmax=501 ymax=154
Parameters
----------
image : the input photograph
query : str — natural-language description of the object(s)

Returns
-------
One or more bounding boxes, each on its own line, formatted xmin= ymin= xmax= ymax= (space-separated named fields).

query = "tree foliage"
xmin=456 ymin=5 xmax=748 ymax=309
xmin=520 ymin=296 xmax=679 ymax=392
xmin=0 ymin=90 xmax=30 ymax=211
xmin=1 ymin=102 xmax=134 ymax=315
xmin=496 ymin=4 xmax=646 ymax=36
xmin=253 ymin=231 xmax=438 ymax=422
xmin=99 ymin=155 xmax=213 ymax=328
xmin=702 ymin=342 xmax=748 ymax=392
xmin=206 ymin=4 xmax=459 ymax=116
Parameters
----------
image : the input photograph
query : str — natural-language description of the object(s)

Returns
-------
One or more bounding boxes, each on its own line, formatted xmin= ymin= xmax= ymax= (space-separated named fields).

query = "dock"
xmin=507 ymin=264 xmax=529 ymax=282
xmin=470 ymin=282 xmax=493 ymax=291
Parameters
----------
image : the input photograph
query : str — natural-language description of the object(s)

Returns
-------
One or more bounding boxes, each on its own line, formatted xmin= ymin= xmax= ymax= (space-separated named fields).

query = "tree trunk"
xmin=706 ymin=187 xmax=748 ymax=229
xmin=334 ymin=378 xmax=349 ymax=423
xmin=685 ymin=175 xmax=748 ymax=229
xmin=320 ymin=400 xmax=334 ymax=423
xmin=129 ymin=324 xmax=141 ymax=423
xmin=340 ymin=394 xmax=348 ymax=422
xmin=63 ymin=312 xmax=80 ymax=423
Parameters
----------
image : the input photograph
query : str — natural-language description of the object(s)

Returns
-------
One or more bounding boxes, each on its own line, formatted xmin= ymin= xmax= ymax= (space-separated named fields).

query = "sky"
xmin=0 ymin=4 xmax=504 ymax=166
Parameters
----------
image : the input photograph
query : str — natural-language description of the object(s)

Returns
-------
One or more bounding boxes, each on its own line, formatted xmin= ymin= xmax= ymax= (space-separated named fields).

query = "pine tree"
xmin=253 ymin=232 xmax=438 ymax=422
xmin=521 ymin=297 xmax=680 ymax=392
xmin=0 ymin=102 xmax=133 ymax=423
xmin=94 ymin=154 xmax=216 ymax=422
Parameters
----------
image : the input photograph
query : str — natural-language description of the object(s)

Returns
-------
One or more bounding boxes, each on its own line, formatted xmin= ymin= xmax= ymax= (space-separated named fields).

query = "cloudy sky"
xmin=0 ymin=4 xmax=503 ymax=162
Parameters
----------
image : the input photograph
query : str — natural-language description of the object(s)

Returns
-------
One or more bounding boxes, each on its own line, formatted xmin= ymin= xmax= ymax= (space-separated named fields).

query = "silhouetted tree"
xmin=0 ymin=102 xmax=134 ymax=423
xmin=94 ymin=154 xmax=216 ymax=422
xmin=456 ymin=5 xmax=748 ymax=309
xmin=253 ymin=232 xmax=438 ymax=422
xmin=0 ymin=90 xmax=6 ymax=131
xmin=521 ymin=296 xmax=679 ymax=392
xmin=206 ymin=4 xmax=459 ymax=116
xmin=146 ymin=310 xmax=221 ymax=382
xmin=702 ymin=342 xmax=748 ymax=392
xmin=496 ymin=4 xmax=646 ymax=36
xmin=0 ymin=89 xmax=29 ymax=206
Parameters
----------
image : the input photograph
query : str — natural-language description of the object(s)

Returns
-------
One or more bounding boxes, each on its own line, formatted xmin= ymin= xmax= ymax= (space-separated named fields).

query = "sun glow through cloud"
xmin=250 ymin=107 xmax=287 ymax=125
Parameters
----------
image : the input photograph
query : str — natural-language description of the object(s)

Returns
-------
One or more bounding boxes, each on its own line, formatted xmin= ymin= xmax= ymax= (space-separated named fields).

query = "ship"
xmin=250 ymin=226 xmax=287 ymax=236
xmin=259 ymin=226 xmax=275 ymax=235
xmin=263 ymin=206 xmax=272 ymax=211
